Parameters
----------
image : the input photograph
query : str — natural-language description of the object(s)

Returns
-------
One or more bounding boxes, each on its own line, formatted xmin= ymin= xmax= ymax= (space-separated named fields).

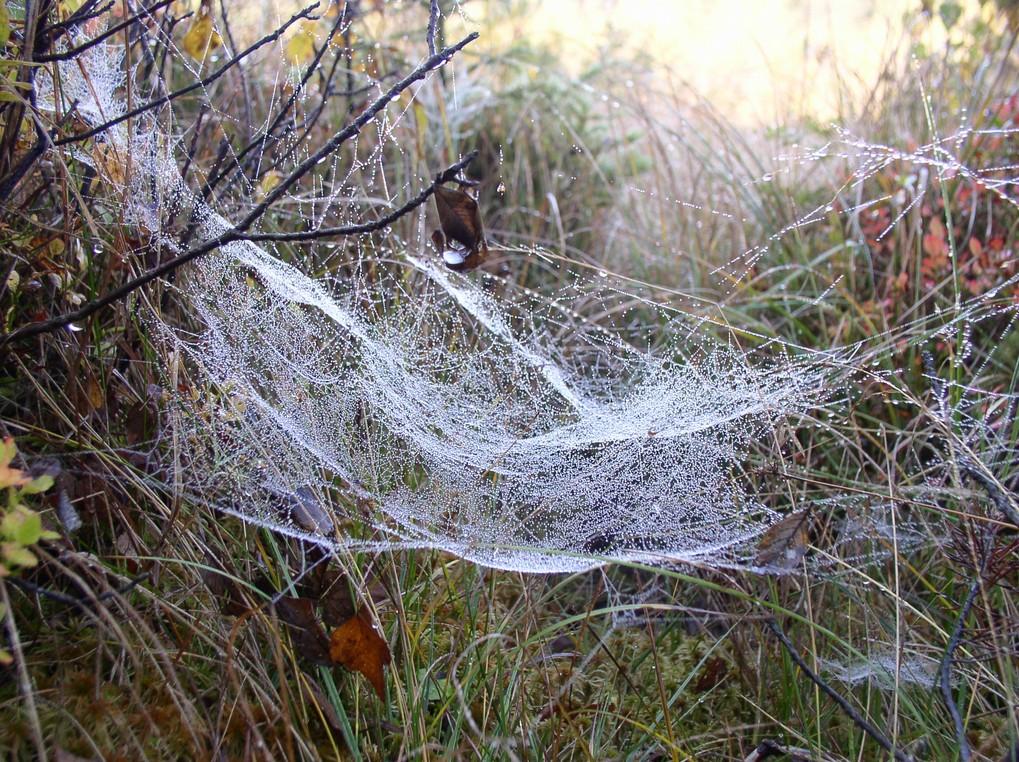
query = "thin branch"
xmin=961 ymin=459 xmax=1019 ymax=527
xmin=40 ymin=0 xmax=112 ymax=35
xmin=939 ymin=530 xmax=994 ymax=762
xmin=766 ymin=618 xmax=912 ymax=762
xmin=7 ymin=571 xmax=151 ymax=612
xmin=427 ymin=0 xmax=440 ymax=57
xmin=204 ymin=6 xmax=353 ymax=198
xmin=241 ymin=150 xmax=477 ymax=243
xmin=53 ymin=4 xmax=320 ymax=147
xmin=38 ymin=0 xmax=175 ymax=63
xmin=231 ymin=30 xmax=478 ymax=227
xmin=0 ymin=32 xmax=479 ymax=346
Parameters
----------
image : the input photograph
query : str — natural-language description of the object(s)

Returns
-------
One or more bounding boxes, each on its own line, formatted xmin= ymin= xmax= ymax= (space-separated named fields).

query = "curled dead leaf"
xmin=276 ymin=596 xmax=332 ymax=665
xmin=754 ymin=510 xmax=811 ymax=570
xmin=433 ymin=183 xmax=488 ymax=272
xmin=329 ymin=607 xmax=391 ymax=699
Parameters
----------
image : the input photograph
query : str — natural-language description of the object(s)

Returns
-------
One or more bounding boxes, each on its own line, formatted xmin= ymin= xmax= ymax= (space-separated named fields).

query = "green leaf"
xmin=2 ymin=543 xmax=37 ymax=568
xmin=13 ymin=510 xmax=42 ymax=546
xmin=0 ymin=2 xmax=9 ymax=51
xmin=1 ymin=508 xmax=46 ymax=545
xmin=0 ymin=438 xmax=14 ymax=469
xmin=0 ymin=509 xmax=22 ymax=539
xmin=22 ymin=473 xmax=53 ymax=495
xmin=0 ymin=649 xmax=11 ymax=667
xmin=939 ymin=1 xmax=962 ymax=30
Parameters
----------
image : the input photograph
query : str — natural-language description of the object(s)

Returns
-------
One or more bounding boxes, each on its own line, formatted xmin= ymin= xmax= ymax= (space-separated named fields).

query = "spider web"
xmin=36 ymin=6 xmax=1019 ymax=573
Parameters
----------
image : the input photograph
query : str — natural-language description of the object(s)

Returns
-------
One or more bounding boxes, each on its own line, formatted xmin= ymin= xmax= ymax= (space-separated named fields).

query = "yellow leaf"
xmin=0 ymin=437 xmax=30 ymax=490
xmin=181 ymin=12 xmax=222 ymax=62
xmin=285 ymin=22 xmax=317 ymax=66
xmin=2 ymin=543 xmax=37 ymax=569
xmin=257 ymin=170 xmax=283 ymax=200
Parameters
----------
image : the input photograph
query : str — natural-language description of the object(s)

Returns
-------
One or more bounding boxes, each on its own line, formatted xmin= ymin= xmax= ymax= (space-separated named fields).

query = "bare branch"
xmin=0 ymin=31 xmax=479 ymax=347
xmin=241 ymin=150 xmax=478 ymax=243
xmin=427 ymin=0 xmax=440 ymax=57
xmin=38 ymin=0 xmax=175 ymax=63
xmin=766 ymin=619 xmax=912 ymax=762
xmin=53 ymin=3 xmax=320 ymax=147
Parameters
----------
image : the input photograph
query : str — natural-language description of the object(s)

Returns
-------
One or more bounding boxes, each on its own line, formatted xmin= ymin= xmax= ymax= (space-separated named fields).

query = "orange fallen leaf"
xmin=329 ymin=607 xmax=390 ymax=699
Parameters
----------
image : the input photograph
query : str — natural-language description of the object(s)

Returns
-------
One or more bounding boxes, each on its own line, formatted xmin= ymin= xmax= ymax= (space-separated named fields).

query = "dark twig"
xmin=766 ymin=618 xmax=912 ymax=762
xmin=961 ymin=459 xmax=1019 ymax=527
xmin=248 ymin=32 xmax=477 ymax=221
xmin=0 ymin=32 xmax=479 ymax=346
xmin=205 ymin=6 xmax=352 ymax=199
xmin=427 ymin=0 xmax=440 ymax=57
xmin=241 ymin=150 xmax=478 ymax=243
xmin=40 ymin=0 xmax=111 ymax=35
xmin=53 ymin=4 xmax=320 ymax=147
xmin=940 ymin=530 xmax=994 ymax=762
xmin=7 ymin=571 xmax=151 ymax=612
xmin=38 ymin=0 xmax=175 ymax=63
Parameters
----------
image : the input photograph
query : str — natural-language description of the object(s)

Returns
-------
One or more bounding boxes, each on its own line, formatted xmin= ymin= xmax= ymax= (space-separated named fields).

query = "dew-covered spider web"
xmin=37 ymin=6 xmax=1019 ymax=573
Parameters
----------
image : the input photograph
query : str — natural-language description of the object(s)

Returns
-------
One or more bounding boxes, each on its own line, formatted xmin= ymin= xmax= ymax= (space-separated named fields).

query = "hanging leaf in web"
xmin=754 ymin=509 xmax=811 ymax=570
xmin=181 ymin=8 xmax=222 ymax=62
xmin=432 ymin=183 xmax=488 ymax=272
xmin=329 ymin=607 xmax=391 ymax=699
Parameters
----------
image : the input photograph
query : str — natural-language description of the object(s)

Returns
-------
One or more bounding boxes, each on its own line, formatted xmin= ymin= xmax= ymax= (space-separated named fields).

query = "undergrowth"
xmin=1 ymin=0 xmax=1018 ymax=760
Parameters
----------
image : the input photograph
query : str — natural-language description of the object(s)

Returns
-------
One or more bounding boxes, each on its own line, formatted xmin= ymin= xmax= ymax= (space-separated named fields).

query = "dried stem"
xmin=939 ymin=530 xmax=994 ymax=762
xmin=766 ymin=618 xmax=912 ymax=762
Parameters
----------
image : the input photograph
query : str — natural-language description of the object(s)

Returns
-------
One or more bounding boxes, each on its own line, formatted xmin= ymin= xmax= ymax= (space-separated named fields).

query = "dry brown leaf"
xmin=329 ymin=607 xmax=390 ymax=698
xmin=276 ymin=596 xmax=332 ymax=665
xmin=754 ymin=510 xmax=811 ymax=570
xmin=433 ymin=184 xmax=488 ymax=272
xmin=317 ymin=570 xmax=355 ymax=628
